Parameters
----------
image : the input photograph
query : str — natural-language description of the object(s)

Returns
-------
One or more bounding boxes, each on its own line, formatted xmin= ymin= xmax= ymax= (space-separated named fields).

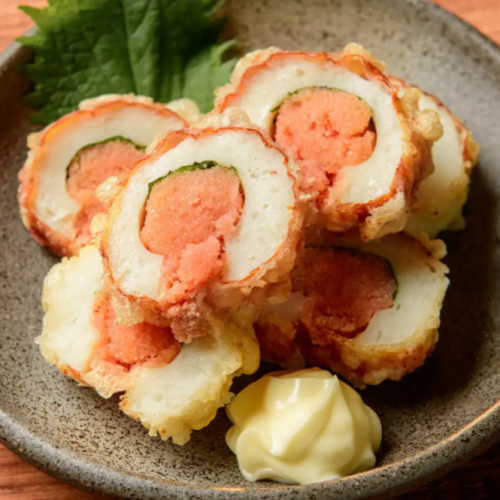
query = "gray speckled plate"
xmin=1 ymin=0 xmax=500 ymax=498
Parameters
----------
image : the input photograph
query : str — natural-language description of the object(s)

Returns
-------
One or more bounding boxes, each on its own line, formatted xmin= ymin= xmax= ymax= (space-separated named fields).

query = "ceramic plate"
xmin=1 ymin=0 xmax=500 ymax=498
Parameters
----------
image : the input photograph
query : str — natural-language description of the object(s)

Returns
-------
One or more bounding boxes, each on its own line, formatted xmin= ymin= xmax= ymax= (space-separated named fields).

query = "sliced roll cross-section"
xmin=38 ymin=245 xmax=259 ymax=444
xmin=19 ymin=95 xmax=190 ymax=256
xmin=404 ymin=89 xmax=479 ymax=237
xmin=216 ymin=45 xmax=443 ymax=240
xmin=256 ymin=232 xmax=449 ymax=387
xmin=100 ymin=111 xmax=304 ymax=342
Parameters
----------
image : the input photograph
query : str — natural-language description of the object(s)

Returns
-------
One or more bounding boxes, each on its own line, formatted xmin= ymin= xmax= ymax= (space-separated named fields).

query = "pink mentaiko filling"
xmin=140 ymin=165 xmax=243 ymax=304
xmin=274 ymin=88 xmax=376 ymax=194
xmin=292 ymin=247 xmax=396 ymax=343
xmin=91 ymin=294 xmax=181 ymax=381
xmin=67 ymin=139 xmax=145 ymax=247
xmin=255 ymin=247 xmax=396 ymax=366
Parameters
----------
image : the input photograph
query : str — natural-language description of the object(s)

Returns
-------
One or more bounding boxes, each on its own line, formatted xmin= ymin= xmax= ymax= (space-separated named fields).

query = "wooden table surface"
xmin=1 ymin=0 xmax=500 ymax=499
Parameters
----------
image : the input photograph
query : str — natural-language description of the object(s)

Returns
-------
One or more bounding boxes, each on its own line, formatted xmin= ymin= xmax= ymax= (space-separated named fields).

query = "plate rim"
xmin=1 ymin=0 xmax=500 ymax=498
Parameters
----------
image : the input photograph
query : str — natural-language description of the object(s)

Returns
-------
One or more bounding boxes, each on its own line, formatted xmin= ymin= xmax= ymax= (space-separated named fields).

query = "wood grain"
xmin=1 ymin=0 xmax=500 ymax=499
xmin=0 ymin=447 xmax=99 ymax=500
xmin=0 ymin=0 xmax=46 ymax=52
xmin=433 ymin=0 xmax=500 ymax=45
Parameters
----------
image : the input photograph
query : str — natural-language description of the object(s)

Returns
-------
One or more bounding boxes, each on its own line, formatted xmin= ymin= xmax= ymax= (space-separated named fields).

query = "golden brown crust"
xmin=302 ymin=330 xmax=438 ymax=387
xmin=100 ymin=124 xmax=306 ymax=324
xmin=319 ymin=51 xmax=439 ymax=240
xmin=18 ymin=97 xmax=188 ymax=257
xmin=18 ymin=146 xmax=77 ymax=256
xmin=58 ymin=363 xmax=91 ymax=386
xmin=391 ymin=77 xmax=479 ymax=236
xmin=390 ymin=76 xmax=478 ymax=173
xmin=256 ymin=232 xmax=448 ymax=387
xmin=424 ymin=92 xmax=478 ymax=171
xmin=216 ymin=47 xmax=442 ymax=241
xmin=254 ymin=317 xmax=305 ymax=370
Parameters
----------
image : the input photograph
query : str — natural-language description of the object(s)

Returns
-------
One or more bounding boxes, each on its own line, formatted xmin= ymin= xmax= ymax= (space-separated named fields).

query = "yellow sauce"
xmin=226 ymin=368 xmax=382 ymax=484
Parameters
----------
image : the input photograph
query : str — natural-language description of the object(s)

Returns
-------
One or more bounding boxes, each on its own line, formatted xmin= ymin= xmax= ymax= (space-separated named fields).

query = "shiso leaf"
xmin=77 ymin=136 xmax=145 ymax=153
xmin=66 ymin=136 xmax=145 ymax=178
xmin=18 ymin=0 xmax=237 ymax=124
xmin=147 ymin=161 xmax=238 ymax=196
xmin=270 ymin=86 xmax=356 ymax=113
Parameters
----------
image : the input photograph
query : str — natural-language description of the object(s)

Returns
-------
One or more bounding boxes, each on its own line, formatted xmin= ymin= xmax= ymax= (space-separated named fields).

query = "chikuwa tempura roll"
xmin=99 ymin=109 xmax=305 ymax=342
xmin=19 ymin=95 xmax=192 ymax=256
xmin=38 ymin=245 xmax=259 ymax=445
xmin=215 ymin=45 xmax=443 ymax=240
xmin=403 ymin=89 xmax=479 ymax=237
xmin=256 ymin=231 xmax=449 ymax=387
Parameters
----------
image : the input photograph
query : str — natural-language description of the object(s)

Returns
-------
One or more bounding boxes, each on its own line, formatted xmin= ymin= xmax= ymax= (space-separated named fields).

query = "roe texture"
xmin=293 ymin=247 xmax=396 ymax=342
xmin=92 ymin=294 xmax=181 ymax=378
xmin=67 ymin=140 xmax=144 ymax=246
xmin=274 ymin=88 xmax=376 ymax=194
xmin=141 ymin=166 xmax=243 ymax=303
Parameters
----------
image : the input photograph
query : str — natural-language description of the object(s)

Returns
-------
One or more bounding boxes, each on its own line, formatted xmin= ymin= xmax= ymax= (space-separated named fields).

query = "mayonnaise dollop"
xmin=226 ymin=368 xmax=382 ymax=485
